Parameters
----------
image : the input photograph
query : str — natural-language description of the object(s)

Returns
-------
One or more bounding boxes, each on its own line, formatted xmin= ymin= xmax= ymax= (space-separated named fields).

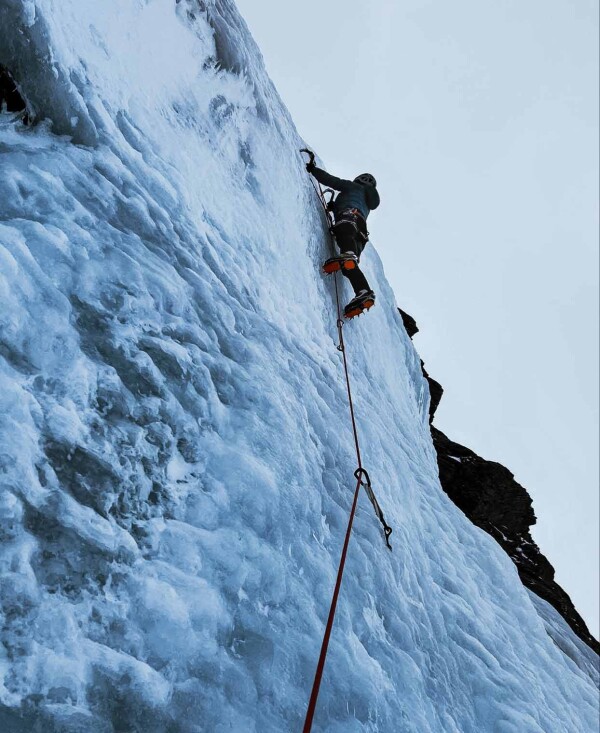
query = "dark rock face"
xmin=422 ymin=366 xmax=443 ymax=424
xmin=398 ymin=308 xmax=419 ymax=338
xmin=431 ymin=426 xmax=599 ymax=654
xmin=399 ymin=309 xmax=443 ymax=423
xmin=0 ymin=65 xmax=27 ymax=113
xmin=399 ymin=309 xmax=599 ymax=655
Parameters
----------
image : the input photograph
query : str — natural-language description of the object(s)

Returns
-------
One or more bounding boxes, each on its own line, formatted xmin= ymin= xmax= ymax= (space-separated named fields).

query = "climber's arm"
xmin=310 ymin=166 xmax=350 ymax=191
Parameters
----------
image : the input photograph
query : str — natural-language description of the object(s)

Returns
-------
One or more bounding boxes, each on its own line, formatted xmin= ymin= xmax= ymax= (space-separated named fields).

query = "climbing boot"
xmin=344 ymin=290 xmax=376 ymax=319
xmin=322 ymin=252 xmax=358 ymax=274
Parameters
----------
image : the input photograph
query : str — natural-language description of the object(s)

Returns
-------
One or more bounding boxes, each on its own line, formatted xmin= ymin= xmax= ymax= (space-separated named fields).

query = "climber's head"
xmin=354 ymin=173 xmax=377 ymax=188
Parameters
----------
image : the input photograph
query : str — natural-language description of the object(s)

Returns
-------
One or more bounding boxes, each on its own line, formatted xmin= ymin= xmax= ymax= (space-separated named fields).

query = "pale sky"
xmin=235 ymin=0 xmax=599 ymax=637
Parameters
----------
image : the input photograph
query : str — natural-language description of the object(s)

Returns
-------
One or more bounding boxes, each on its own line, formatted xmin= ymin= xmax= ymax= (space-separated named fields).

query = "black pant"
xmin=332 ymin=212 xmax=371 ymax=295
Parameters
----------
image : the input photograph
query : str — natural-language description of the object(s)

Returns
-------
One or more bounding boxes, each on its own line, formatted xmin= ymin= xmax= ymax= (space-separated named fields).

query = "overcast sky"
xmin=235 ymin=0 xmax=599 ymax=637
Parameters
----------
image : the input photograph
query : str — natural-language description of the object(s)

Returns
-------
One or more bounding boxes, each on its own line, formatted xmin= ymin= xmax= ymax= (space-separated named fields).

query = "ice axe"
xmin=300 ymin=149 xmax=335 ymax=210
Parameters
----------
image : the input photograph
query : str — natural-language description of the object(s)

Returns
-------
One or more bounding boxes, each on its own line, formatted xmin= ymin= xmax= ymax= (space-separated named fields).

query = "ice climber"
xmin=306 ymin=157 xmax=379 ymax=319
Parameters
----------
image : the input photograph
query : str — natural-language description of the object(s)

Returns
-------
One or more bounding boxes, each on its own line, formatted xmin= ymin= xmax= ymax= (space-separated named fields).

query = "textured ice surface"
xmin=0 ymin=1 xmax=598 ymax=731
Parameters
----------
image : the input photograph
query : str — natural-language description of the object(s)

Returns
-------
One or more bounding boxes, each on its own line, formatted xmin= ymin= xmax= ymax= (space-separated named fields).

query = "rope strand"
xmin=302 ymin=471 xmax=363 ymax=733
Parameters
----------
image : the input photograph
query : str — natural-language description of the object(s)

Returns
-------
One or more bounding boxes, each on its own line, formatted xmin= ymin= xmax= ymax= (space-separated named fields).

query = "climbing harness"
xmin=331 ymin=208 xmax=370 ymax=245
xmin=300 ymin=149 xmax=392 ymax=733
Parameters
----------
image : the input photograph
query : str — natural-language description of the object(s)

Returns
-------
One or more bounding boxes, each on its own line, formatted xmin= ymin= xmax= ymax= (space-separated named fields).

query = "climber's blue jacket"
xmin=310 ymin=166 xmax=380 ymax=220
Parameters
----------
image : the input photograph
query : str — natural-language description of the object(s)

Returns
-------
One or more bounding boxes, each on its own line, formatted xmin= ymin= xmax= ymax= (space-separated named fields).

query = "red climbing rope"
xmin=302 ymin=470 xmax=363 ymax=733
xmin=300 ymin=150 xmax=392 ymax=733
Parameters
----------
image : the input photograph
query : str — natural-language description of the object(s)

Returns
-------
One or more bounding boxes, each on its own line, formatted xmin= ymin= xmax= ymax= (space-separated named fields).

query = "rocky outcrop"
xmin=0 ymin=65 xmax=27 ymax=114
xmin=398 ymin=310 xmax=443 ymax=423
xmin=399 ymin=309 xmax=599 ymax=655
